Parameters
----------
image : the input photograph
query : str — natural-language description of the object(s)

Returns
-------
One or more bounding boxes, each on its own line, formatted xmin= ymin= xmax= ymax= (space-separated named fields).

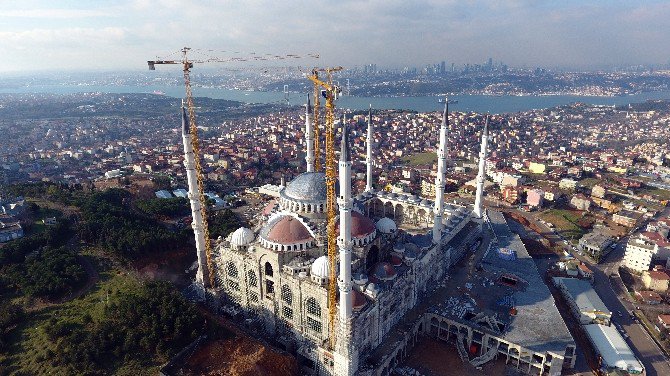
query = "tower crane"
xmin=308 ymin=67 xmax=343 ymax=349
xmin=148 ymin=47 xmax=318 ymax=289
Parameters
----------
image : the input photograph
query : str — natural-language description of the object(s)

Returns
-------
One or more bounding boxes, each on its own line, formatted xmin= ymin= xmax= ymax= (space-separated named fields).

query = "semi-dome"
xmin=230 ymin=227 xmax=255 ymax=247
xmin=311 ymin=255 xmax=330 ymax=278
xmin=282 ymin=172 xmax=327 ymax=202
xmin=264 ymin=216 xmax=313 ymax=245
xmin=352 ymin=289 xmax=368 ymax=311
xmin=376 ymin=217 xmax=397 ymax=234
xmin=373 ymin=261 xmax=397 ymax=281
xmin=337 ymin=211 xmax=375 ymax=238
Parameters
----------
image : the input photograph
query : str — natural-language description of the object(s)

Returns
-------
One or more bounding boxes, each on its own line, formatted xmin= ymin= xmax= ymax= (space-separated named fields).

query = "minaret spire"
xmin=474 ymin=116 xmax=489 ymax=219
xmin=433 ymin=98 xmax=449 ymax=244
xmin=365 ymin=105 xmax=374 ymax=192
xmin=180 ymin=103 xmax=209 ymax=287
xmin=305 ymin=94 xmax=315 ymax=172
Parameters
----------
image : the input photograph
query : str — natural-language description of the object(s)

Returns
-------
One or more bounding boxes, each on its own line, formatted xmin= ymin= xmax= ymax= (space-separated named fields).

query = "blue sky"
xmin=0 ymin=0 xmax=668 ymax=73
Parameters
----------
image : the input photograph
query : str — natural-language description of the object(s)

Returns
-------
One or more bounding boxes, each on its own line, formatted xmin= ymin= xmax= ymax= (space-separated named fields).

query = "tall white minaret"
xmin=473 ymin=116 xmax=489 ymax=219
xmin=305 ymin=95 xmax=315 ymax=173
xmin=181 ymin=104 xmax=209 ymax=287
xmin=335 ymin=119 xmax=356 ymax=376
xmin=433 ymin=99 xmax=449 ymax=244
xmin=365 ymin=105 xmax=374 ymax=192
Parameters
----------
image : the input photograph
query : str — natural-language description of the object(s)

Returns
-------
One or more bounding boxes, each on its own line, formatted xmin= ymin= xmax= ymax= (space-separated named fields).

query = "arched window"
xmin=265 ymin=262 xmax=274 ymax=277
xmin=306 ymin=297 xmax=320 ymax=317
xmin=247 ymin=270 xmax=258 ymax=287
xmin=281 ymin=285 xmax=293 ymax=305
xmin=226 ymin=262 xmax=238 ymax=279
xmin=305 ymin=297 xmax=322 ymax=333
xmin=281 ymin=285 xmax=294 ymax=320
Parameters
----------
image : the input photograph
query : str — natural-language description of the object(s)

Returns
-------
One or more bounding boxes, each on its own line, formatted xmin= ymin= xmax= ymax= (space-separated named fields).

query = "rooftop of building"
xmin=583 ymin=324 xmax=643 ymax=372
xmin=553 ymin=277 xmax=610 ymax=313
xmin=429 ymin=210 xmax=574 ymax=355
xmin=579 ymin=231 xmax=614 ymax=248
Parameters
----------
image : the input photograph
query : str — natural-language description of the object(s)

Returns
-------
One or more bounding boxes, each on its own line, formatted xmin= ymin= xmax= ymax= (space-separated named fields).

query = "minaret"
xmin=433 ymin=99 xmax=449 ymax=244
xmin=473 ymin=116 xmax=489 ymax=219
xmin=305 ymin=95 xmax=315 ymax=172
xmin=181 ymin=104 xmax=209 ymax=287
xmin=335 ymin=119 xmax=356 ymax=376
xmin=365 ymin=105 xmax=374 ymax=192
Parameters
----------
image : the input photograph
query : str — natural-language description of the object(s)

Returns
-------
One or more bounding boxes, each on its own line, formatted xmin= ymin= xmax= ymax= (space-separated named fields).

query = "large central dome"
xmin=282 ymin=172 xmax=327 ymax=202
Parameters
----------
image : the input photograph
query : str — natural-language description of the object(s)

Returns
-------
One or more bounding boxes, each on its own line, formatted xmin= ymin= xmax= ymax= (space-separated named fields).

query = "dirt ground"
xmin=180 ymin=337 xmax=298 ymax=376
xmin=400 ymin=336 xmax=508 ymax=376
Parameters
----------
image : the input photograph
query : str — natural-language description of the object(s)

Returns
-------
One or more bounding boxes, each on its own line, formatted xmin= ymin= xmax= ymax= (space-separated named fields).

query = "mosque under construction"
xmin=180 ymin=98 xmax=577 ymax=376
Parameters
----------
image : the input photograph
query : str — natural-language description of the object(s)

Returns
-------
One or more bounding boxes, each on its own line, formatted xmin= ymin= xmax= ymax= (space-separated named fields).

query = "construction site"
xmin=148 ymin=49 xmax=579 ymax=376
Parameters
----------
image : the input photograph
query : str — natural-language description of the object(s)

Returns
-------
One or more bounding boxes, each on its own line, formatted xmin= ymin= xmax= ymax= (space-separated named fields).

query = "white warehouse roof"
xmin=583 ymin=324 xmax=643 ymax=374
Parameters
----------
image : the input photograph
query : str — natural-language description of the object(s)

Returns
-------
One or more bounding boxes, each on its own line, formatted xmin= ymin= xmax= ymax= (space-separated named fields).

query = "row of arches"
xmin=280 ymin=197 xmax=325 ymax=214
xmin=364 ymin=198 xmax=432 ymax=227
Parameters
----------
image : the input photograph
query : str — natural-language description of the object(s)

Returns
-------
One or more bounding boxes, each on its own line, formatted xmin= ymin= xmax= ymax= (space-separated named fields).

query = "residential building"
xmin=578 ymin=263 xmax=594 ymax=282
xmin=0 ymin=221 xmax=24 ymax=243
xmin=544 ymin=188 xmax=561 ymax=202
xmin=578 ymin=231 xmax=614 ymax=262
xmin=559 ymin=178 xmax=578 ymax=191
xmin=591 ymin=184 xmax=607 ymax=199
xmin=635 ymin=290 xmax=663 ymax=304
xmin=613 ymin=210 xmax=643 ymax=228
xmin=641 ymin=267 xmax=670 ymax=292
xmin=528 ymin=161 xmax=546 ymax=174
xmin=526 ymin=189 xmax=544 ymax=208
xmin=624 ymin=237 xmax=660 ymax=272
xmin=658 ymin=314 xmax=670 ymax=330
xmin=570 ymin=194 xmax=591 ymax=211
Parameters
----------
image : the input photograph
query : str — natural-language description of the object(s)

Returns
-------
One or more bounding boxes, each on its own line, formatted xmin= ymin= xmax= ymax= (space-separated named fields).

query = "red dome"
xmin=266 ymin=216 xmax=313 ymax=244
xmin=352 ymin=289 xmax=367 ymax=311
xmin=337 ymin=211 xmax=375 ymax=239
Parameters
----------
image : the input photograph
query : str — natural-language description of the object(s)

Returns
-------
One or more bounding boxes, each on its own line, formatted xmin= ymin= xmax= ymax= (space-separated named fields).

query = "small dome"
xmin=365 ymin=283 xmax=379 ymax=295
xmin=376 ymin=217 xmax=397 ymax=234
xmin=373 ymin=262 xmax=397 ymax=281
xmin=337 ymin=211 xmax=376 ymax=238
xmin=264 ymin=216 xmax=313 ymax=245
xmin=230 ymin=227 xmax=255 ymax=247
xmin=311 ymin=256 xmax=330 ymax=278
xmin=353 ymin=273 xmax=368 ymax=285
xmin=393 ymin=243 xmax=405 ymax=254
xmin=420 ymin=199 xmax=431 ymax=206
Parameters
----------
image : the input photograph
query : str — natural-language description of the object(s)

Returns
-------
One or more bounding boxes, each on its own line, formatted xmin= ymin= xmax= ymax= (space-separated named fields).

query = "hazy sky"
xmin=0 ymin=0 xmax=669 ymax=73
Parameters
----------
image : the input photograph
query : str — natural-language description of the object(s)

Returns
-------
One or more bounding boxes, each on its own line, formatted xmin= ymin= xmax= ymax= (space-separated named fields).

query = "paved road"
xmin=494 ymin=203 xmax=670 ymax=376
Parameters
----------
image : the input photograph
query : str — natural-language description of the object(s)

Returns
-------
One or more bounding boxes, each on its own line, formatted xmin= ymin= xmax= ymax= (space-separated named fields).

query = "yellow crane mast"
xmin=312 ymin=69 xmax=321 ymax=172
xmin=148 ymin=47 xmax=318 ymax=288
xmin=148 ymin=47 xmax=216 ymax=287
xmin=308 ymin=67 xmax=342 ymax=349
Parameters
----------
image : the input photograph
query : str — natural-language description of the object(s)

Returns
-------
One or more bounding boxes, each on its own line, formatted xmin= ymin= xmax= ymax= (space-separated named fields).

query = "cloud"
xmin=0 ymin=9 xmax=112 ymax=18
xmin=0 ymin=0 xmax=668 ymax=72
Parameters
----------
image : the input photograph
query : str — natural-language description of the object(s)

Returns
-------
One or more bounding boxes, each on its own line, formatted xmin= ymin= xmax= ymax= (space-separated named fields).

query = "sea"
xmin=1 ymin=84 xmax=669 ymax=114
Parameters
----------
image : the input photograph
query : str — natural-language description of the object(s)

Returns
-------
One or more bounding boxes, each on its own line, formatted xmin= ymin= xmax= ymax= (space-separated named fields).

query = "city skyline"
xmin=1 ymin=0 xmax=669 ymax=73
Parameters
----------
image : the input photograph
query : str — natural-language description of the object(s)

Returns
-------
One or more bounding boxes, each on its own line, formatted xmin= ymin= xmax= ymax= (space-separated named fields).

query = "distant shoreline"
xmin=1 ymin=84 xmax=669 ymax=114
